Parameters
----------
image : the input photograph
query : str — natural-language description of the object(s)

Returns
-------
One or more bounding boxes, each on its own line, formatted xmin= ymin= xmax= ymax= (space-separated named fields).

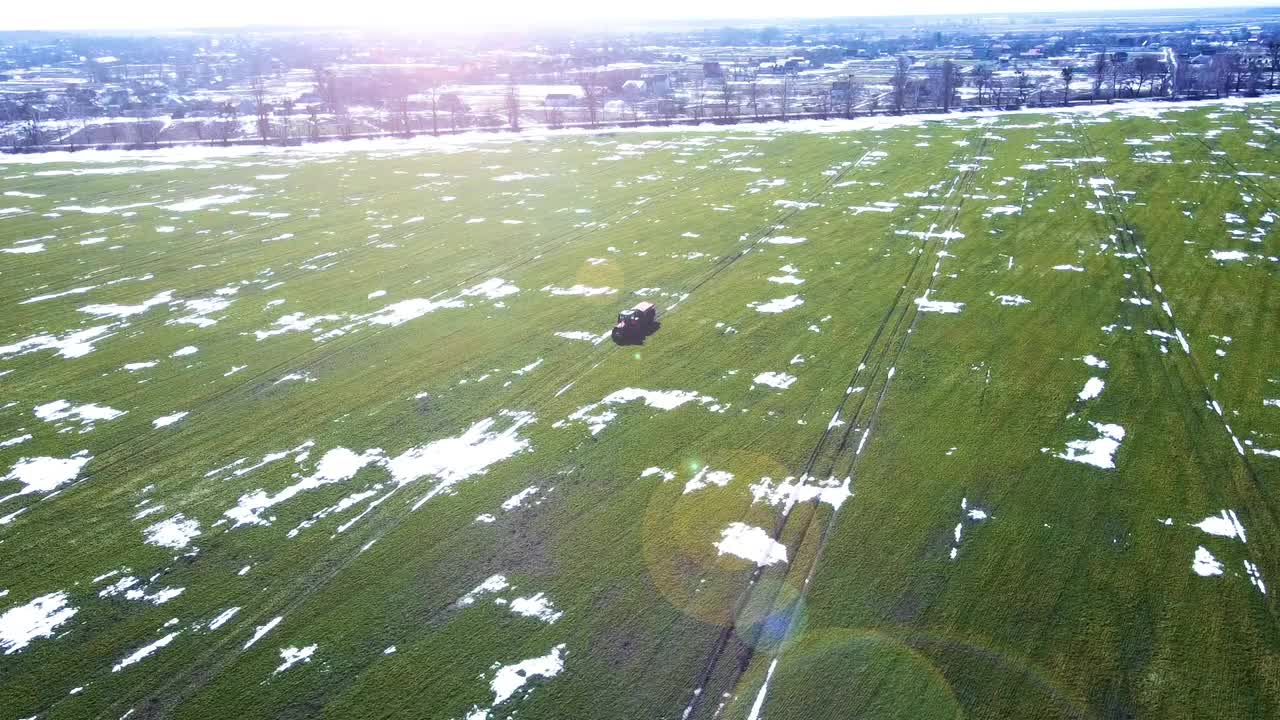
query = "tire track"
xmin=680 ymin=129 xmax=990 ymax=720
xmin=1069 ymin=117 xmax=1279 ymax=616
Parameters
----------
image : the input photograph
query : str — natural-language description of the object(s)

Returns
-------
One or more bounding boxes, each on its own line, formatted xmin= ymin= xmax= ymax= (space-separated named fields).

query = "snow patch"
xmin=714 ymin=522 xmax=788 ymax=566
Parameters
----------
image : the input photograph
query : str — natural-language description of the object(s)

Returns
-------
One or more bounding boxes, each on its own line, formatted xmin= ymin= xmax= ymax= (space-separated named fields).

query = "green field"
xmin=1 ymin=100 xmax=1278 ymax=720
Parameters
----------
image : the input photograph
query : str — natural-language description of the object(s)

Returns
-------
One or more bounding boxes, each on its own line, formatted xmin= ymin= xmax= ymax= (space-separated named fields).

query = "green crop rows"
xmin=1 ymin=101 xmax=1277 ymax=720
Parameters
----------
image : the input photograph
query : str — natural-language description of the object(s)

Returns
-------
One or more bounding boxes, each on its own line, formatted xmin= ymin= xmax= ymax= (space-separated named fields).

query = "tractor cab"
xmin=612 ymin=301 xmax=658 ymax=342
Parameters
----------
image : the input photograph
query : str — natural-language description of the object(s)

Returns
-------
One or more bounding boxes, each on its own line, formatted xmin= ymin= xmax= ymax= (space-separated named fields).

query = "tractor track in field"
xmin=680 ymin=130 xmax=991 ymax=720
xmin=86 ymin=133 xmax=875 ymax=719
xmin=63 ymin=142 xmax=744 ymax=720
xmin=131 ymin=139 xmax=899 ymax=720
xmin=61 ymin=141 xmax=727 ymax=491
xmin=1069 ymin=118 xmax=1279 ymax=616
xmin=1191 ymin=107 xmax=1279 ymax=207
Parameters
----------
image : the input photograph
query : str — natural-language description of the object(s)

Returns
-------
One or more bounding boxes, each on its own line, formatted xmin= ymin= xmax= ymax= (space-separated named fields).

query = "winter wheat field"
xmin=1 ymin=99 xmax=1279 ymax=720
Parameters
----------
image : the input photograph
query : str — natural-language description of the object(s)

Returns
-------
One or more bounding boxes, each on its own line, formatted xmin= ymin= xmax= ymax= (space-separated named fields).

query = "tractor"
xmin=612 ymin=301 xmax=657 ymax=343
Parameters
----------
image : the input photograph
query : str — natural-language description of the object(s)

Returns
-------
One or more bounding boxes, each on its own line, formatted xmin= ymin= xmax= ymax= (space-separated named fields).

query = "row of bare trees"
xmin=7 ymin=41 xmax=1280 ymax=150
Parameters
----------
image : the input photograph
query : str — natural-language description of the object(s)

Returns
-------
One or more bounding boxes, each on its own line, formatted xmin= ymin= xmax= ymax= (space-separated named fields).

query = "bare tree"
xmin=1211 ymin=53 xmax=1237 ymax=97
xmin=337 ymin=104 xmax=354 ymax=140
xmin=718 ymin=80 xmax=738 ymax=119
xmin=1092 ymin=52 xmax=1108 ymax=103
xmin=318 ymin=68 xmax=339 ymax=113
xmin=658 ymin=97 xmax=679 ymax=122
xmin=1269 ymin=40 xmax=1280 ymax=90
xmin=1060 ymin=65 xmax=1075 ymax=104
xmin=308 ymin=105 xmax=320 ymax=141
xmin=840 ymin=72 xmax=859 ymax=118
xmin=134 ymin=111 xmax=157 ymax=148
xmin=778 ymin=76 xmax=795 ymax=119
xmin=545 ymin=104 xmax=565 ymax=128
xmin=19 ymin=103 xmax=42 ymax=148
xmin=1108 ymin=60 xmax=1125 ymax=100
xmin=1014 ymin=69 xmax=1030 ymax=105
xmin=690 ymin=78 xmax=706 ymax=121
xmin=251 ymin=74 xmax=271 ymax=142
xmin=280 ymin=97 xmax=295 ymax=142
xmin=1170 ymin=54 xmax=1191 ymax=98
xmin=816 ymin=89 xmax=832 ymax=119
xmin=890 ymin=56 xmax=910 ymax=112
xmin=504 ymin=82 xmax=521 ymax=131
xmin=747 ymin=80 xmax=762 ymax=120
xmin=972 ymin=63 xmax=993 ymax=105
xmin=449 ymin=98 xmax=464 ymax=131
xmin=217 ymin=102 xmax=237 ymax=145
xmin=939 ymin=60 xmax=958 ymax=111
xmin=424 ymin=81 xmax=440 ymax=135
xmin=59 ymin=92 xmax=79 ymax=150
xmin=579 ymin=72 xmax=600 ymax=127
xmin=1246 ymin=57 xmax=1264 ymax=97
xmin=1134 ymin=56 xmax=1159 ymax=97
xmin=1231 ymin=54 xmax=1247 ymax=94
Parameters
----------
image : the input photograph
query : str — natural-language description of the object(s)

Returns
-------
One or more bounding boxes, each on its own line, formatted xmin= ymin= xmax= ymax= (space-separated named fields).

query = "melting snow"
xmin=557 ymin=389 xmax=720 ymax=435
xmin=1192 ymin=509 xmax=1247 ymax=543
xmin=714 ymin=522 xmax=788 ymax=566
xmin=0 ymin=452 xmax=92 ymax=504
xmin=274 ymin=645 xmax=317 ymax=674
xmin=487 ymin=644 xmax=567 ymax=708
xmin=243 ymin=617 xmax=282 ymax=649
xmin=1210 ymin=250 xmax=1250 ymax=262
xmin=461 ymin=278 xmax=520 ymax=300
xmin=746 ymin=658 xmax=779 ymax=720
xmin=152 ymin=412 xmax=189 ymax=428
xmin=914 ymin=290 xmax=964 ymax=314
xmin=225 ymin=447 xmax=384 ymax=528
xmin=749 ymin=475 xmax=851 ymax=512
xmin=509 ymin=593 xmax=563 ymax=624
xmin=554 ymin=331 xmax=607 ymax=344
xmin=143 ymin=514 xmax=201 ymax=549
xmin=1078 ymin=378 xmax=1105 ymax=401
xmin=459 ymin=575 xmax=510 ymax=607
xmin=0 ymin=325 xmax=115 ymax=359
xmin=1192 ymin=546 xmax=1224 ymax=577
xmin=160 ymin=194 xmax=254 ymax=212
xmin=501 ymin=486 xmax=540 ymax=511
xmin=1245 ymin=560 xmax=1267 ymax=594
xmin=1055 ymin=422 xmax=1125 ymax=469
xmin=752 ymin=372 xmax=797 ymax=390
xmin=34 ymin=400 xmax=125 ymax=426
xmin=541 ymin=284 xmax=616 ymax=297
xmin=748 ymin=295 xmax=804 ymax=314
xmin=76 ymin=290 xmax=174 ymax=319
xmin=112 ymin=631 xmax=180 ymax=671
xmin=0 ymin=591 xmax=78 ymax=655
xmin=683 ymin=467 xmax=734 ymax=494
xmin=207 ymin=607 xmax=240 ymax=630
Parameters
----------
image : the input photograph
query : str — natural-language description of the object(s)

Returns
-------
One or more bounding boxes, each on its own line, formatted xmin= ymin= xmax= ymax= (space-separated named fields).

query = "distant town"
xmin=2 ymin=6 xmax=1278 ymax=151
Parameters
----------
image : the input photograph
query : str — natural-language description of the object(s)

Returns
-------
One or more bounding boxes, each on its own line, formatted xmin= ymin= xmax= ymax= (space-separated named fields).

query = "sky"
xmin=0 ymin=0 xmax=1268 ymax=32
